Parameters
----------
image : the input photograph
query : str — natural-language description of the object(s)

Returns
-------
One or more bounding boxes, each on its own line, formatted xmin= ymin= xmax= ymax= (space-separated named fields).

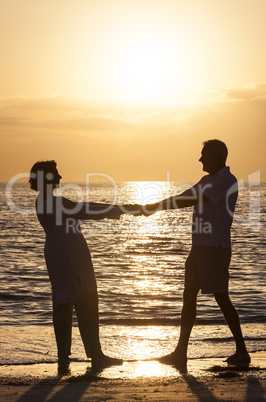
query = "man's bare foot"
xmin=92 ymin=354 xmax=123 ymax=370
xmin=224 ymin=352 xmax=251 ymax=367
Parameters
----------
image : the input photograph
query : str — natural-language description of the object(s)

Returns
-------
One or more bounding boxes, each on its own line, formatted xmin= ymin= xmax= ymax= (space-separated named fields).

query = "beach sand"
xmin=0 ymin=352 xmax=265 ymax=401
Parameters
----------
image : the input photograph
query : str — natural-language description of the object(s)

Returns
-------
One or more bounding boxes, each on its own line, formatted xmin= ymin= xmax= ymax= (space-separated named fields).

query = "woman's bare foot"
xmin=92 ymin=354 xmax=123 ymax=370
xmin=157 ymin=351 xmax=187 ymax=371
xmin=58 ymin=357 xmax=71 ymax=376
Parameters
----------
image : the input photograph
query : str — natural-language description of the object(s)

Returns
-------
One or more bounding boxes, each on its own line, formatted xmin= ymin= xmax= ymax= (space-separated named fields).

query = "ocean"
xmin=0 ymin=180 xmax=265 ymax=366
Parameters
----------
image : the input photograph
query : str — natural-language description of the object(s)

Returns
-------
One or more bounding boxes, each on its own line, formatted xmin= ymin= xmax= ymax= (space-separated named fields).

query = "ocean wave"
xmin=1 ymin=182 xmax=266 ymax=328
xmin=0 ymin=292 xmax=46 ymax=301
xmin=1 ymin=316 xmax=265 ymax=327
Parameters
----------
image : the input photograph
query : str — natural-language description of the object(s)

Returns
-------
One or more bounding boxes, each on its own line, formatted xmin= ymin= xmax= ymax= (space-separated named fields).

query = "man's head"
xmin=199 ymin=139 xmax=228 ymax=175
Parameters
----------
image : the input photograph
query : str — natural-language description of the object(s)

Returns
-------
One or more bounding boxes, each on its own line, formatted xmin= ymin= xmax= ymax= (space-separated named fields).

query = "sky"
xmin=1 ymin=0 xmax=266 ymax=183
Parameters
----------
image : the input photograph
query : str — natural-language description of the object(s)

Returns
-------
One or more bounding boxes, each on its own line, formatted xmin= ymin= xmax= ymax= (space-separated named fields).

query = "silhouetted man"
xmin=145 ymin=139 xmax=250 ymax=368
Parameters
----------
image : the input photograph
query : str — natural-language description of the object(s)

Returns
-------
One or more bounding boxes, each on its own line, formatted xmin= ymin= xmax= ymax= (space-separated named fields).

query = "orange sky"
xmin=1 ymin=0 xmax=266 ymax=183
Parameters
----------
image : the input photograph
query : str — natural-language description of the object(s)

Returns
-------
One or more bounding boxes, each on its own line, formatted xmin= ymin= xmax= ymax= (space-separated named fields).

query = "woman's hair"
xmin=29 ymin=160 xmax=57 ymax=191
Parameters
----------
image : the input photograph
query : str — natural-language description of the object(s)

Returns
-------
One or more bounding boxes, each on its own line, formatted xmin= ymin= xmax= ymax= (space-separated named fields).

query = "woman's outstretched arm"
xmin=61 ymin=198 xmax=145 ymax=220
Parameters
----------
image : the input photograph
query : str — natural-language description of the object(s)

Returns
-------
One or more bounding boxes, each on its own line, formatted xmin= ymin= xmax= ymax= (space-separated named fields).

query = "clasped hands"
xmin=120 ymin=202 xmax=163 ymax=216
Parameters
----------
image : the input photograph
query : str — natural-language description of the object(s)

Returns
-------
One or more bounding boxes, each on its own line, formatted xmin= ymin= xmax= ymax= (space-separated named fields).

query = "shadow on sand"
xmin=15 ymin=361 xmax=265 ymax=402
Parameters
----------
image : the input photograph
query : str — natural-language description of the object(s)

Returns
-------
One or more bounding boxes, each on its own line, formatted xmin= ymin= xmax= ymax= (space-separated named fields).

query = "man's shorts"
xmin=184 ymin=245 xmax=231 ymax=294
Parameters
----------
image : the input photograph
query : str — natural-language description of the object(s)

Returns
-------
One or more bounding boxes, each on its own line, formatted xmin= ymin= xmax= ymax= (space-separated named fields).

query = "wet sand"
xmin=0 ymin=352 xmax=265 ymax=401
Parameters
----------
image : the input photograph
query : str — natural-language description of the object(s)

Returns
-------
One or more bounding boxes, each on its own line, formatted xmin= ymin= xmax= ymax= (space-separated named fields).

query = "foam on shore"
xmin=1 ymin=352 xmax=265 ymax=383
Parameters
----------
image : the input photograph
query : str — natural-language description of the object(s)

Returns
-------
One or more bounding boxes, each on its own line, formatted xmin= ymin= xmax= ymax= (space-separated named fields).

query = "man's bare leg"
xmin=214 ymin=292 xmax=250 ymax=364
xmin=159 ymin=287 xmax=199 ymax=364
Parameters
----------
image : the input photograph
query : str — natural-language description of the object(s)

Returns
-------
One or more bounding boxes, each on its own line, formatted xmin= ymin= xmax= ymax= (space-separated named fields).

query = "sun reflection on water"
xmin=111 ymin=326 xmax=178 ymax=361
xmin=125 ymin=181 xmax=170 ymax=205
xmin=133 ymin=215 xmax=163 ymax=235
xmin=99 ymin=325 xmax=181 ymax=379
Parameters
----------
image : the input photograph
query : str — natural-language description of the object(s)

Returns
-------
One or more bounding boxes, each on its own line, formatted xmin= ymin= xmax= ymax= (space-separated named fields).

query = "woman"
xmin=29 ymin=160 xmax=138 ymax=374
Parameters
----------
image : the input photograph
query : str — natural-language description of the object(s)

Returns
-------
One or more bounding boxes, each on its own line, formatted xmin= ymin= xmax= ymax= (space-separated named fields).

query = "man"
xmin=145 ymin=139 xmax=250 ymax=368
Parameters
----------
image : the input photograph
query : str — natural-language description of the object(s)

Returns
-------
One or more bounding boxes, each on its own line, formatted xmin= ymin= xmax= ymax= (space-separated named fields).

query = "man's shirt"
xmin=182 ymin=167 xmax=238 ymax=248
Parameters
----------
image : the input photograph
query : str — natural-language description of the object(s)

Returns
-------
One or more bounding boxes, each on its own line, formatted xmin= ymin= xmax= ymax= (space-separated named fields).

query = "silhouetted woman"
xmin=29 ymin=160 xmax=125 ymax=374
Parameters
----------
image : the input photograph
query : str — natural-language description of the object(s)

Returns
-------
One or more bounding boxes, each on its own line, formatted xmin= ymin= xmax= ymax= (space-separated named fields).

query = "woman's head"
xmin=29 ymin=160 xmax=61 ymax=192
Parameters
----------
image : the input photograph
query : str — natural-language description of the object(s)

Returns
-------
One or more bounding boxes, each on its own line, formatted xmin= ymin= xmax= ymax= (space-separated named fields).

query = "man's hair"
xmin=29 ymin=160 xmax=57 ymax=191
xmin=203 ymin=139 xmax=228 ymax=163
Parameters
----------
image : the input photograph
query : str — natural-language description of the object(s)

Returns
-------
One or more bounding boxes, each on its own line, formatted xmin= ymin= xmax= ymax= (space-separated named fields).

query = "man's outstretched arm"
xmin=142 ymin=189 xmax=208 ymax=215
xmin=118 ymin=188 xmax=208 ymax=217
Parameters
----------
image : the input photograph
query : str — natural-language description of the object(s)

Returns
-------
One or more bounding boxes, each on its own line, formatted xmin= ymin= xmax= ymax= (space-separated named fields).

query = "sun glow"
xmin=118 ymin=41 xmax=174 ymax=99
xmin=112 ymin=33 xmax=178 ymax=100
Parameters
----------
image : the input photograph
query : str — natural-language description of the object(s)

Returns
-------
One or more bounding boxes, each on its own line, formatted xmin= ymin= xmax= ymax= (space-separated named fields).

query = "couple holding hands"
xmin=30 ymin=139 xmax=250 ymax=375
